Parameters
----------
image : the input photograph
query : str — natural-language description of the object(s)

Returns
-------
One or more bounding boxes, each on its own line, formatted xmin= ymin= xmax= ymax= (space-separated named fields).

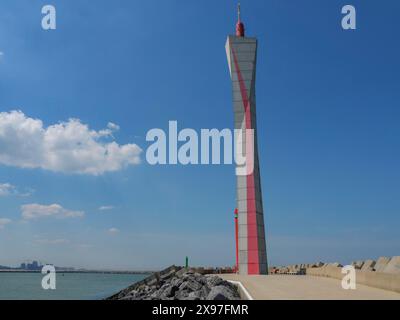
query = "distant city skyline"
xmin=1 ymin=1 xmax=400 ymax=270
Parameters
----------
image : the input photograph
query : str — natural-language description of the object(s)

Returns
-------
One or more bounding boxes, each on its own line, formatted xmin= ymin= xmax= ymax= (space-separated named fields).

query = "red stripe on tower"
xmin=232 ymin=48 xmax=260 ymax=274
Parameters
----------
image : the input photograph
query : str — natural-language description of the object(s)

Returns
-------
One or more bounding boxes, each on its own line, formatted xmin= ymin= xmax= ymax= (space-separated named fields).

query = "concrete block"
xmin=280 ymin=267 xmax=289 ymax=274
xmin=361 ymin=260 xmax=376 ymax=271
xmin=329 ymin=262 xmax=343 ymax=268
xmin=383 ymin=256 xmax=400 ymax=274
xmin=351 ymin=261 xmax=364 ymax=269
xmin=307 ymin=266 xmax=400 ymax=294
xmin=374 ymin=257 xmax=391 ymax=273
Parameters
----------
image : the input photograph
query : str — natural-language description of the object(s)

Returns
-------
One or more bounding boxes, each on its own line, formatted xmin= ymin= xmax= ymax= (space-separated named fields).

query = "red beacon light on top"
xmin=236 ymin=3 xmax=245 ymax=37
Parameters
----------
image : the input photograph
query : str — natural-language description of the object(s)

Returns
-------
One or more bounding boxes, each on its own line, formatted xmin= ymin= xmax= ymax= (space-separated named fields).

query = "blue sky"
xmin=0 ymin=0 xmax=399 ymax=270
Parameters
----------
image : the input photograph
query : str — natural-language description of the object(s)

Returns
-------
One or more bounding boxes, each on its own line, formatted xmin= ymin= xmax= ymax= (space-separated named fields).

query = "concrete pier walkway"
xmin=220 ymin=274 xmax=400 ymax=300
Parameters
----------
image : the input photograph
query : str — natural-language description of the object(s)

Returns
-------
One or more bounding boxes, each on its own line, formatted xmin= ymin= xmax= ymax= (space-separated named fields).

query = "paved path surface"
xmin=220 ymin=274 xmax=400 ymax=300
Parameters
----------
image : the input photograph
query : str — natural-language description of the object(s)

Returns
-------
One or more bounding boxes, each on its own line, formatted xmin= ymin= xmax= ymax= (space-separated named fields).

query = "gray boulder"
xmin=108 ymin=266 xmax=240 ymax=301
xmin=205 ymin=275 xmax=224 ymax=287
xmin=182 ymin=291 xmax=203 ymax=300
xmin=175 ymin=289 xmax=190 ymax=300
xmin=207 ymin=285 xmax=240 ymax=300
xmin=162 ymin=285 xmax=179 ymax=298
xmin=179 ymin=279 xmax=202 ymax=292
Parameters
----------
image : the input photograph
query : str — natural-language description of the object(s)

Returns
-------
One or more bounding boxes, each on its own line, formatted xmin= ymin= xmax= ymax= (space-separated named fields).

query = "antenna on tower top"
xmin=236 ymin=2 xmax=245 ymax=37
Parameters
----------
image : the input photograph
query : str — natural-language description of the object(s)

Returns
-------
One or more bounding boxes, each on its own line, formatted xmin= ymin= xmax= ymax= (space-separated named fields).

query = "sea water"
xmin=0 ymin=272 xmax=147 ymax=300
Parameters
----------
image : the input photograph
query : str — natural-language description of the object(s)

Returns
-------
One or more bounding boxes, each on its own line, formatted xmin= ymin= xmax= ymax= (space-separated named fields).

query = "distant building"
xmin=22 ymin=260 xmax=42 ymax=270
xmin=32 ymin=261 xmax=39 ymax=269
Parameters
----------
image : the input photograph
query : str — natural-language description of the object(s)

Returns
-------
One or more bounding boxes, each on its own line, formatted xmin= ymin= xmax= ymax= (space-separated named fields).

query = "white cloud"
xmin=35 ymin=238 xmax=70 ymax=245
xmin=107 ymin=122 xmax=120 ymax=132
xmin=21 ymin=204 xmax=85 ymax=220
xmin=99 ymin=206 xmax=114 ymax=211
xmin=108 ymin=227 xmax=120 ymax=234
xmin=0 ymin=218 xmax=11 ymax=229
xmin=0 ymin=111 xmax=142 ymax=175
xmin=0 ymin=182 xmax=33 ymax=197
xmin=0 ymin=183 xmax=15 ymax=196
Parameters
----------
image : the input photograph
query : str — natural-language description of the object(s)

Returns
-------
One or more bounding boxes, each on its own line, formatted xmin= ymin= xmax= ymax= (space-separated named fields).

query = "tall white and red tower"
xmin=226 ymin=4 xmax=268 ymax=275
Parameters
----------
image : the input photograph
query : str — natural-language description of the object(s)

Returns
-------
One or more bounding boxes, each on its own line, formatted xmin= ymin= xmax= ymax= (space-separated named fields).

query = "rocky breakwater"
xmin=108 ymin=266 xmax=240 ymax=300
